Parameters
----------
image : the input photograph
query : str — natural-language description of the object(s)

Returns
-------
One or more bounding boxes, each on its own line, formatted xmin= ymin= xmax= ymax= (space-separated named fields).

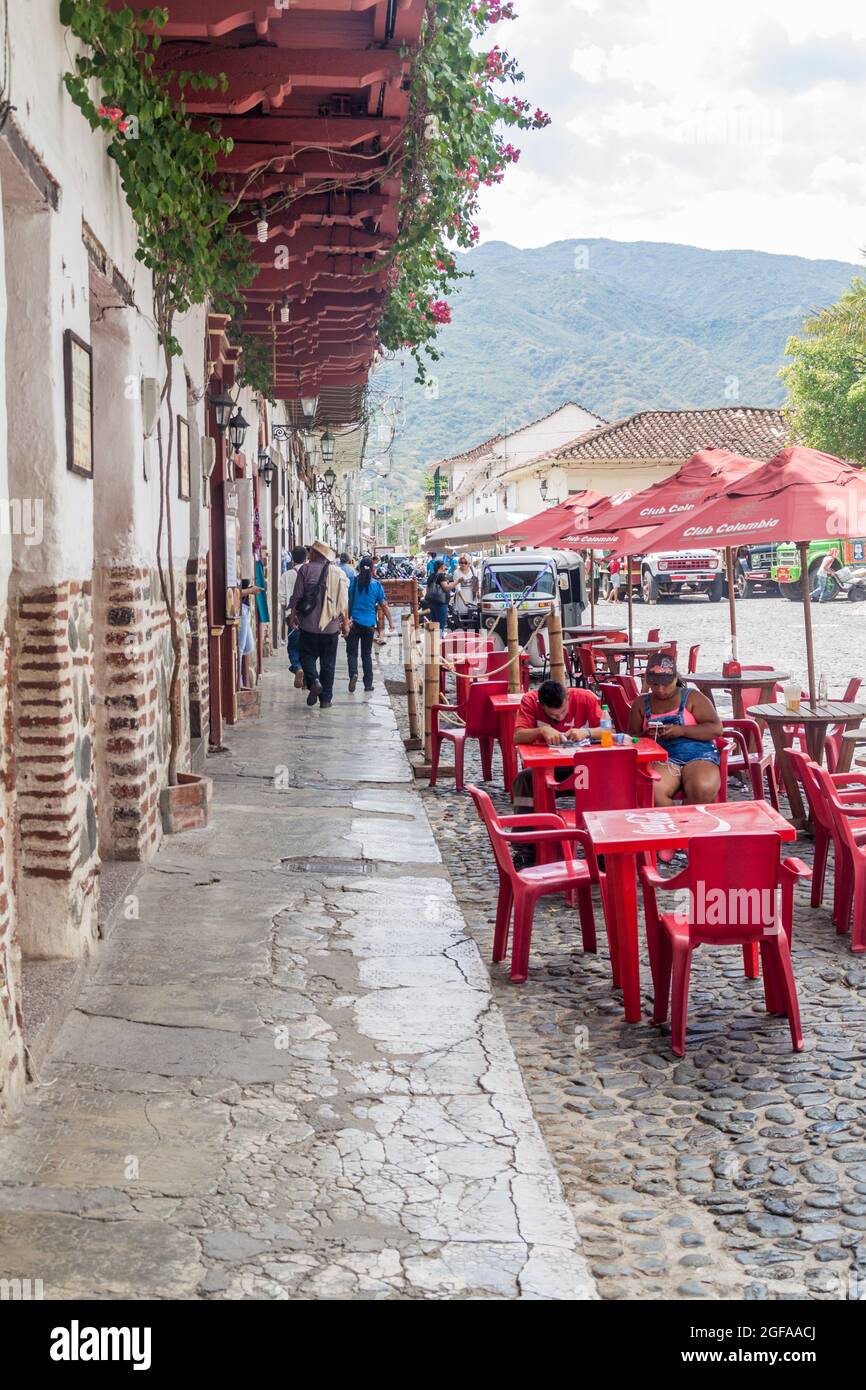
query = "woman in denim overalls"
xmin=627 ymin=652 xmax=723 ymax=805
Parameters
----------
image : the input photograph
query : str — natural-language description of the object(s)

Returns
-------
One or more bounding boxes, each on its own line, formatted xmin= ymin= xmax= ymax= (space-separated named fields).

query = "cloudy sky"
xmin=477 ymin=0 xmax=866 ymax=265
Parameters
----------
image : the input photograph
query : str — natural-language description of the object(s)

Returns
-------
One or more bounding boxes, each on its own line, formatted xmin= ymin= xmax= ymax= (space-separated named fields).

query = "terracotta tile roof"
xmin=552 ymin=407 xmax=790 ymax=463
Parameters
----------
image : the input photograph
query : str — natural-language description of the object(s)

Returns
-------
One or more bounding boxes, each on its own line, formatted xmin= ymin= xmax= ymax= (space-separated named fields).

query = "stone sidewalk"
xmin=0 ymin=658 xmax=596 ymax=1300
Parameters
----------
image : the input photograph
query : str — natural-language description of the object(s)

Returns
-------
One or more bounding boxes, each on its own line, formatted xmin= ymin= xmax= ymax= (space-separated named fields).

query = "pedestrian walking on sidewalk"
xmin=290 ymin=540 xmax=350 ymax=708
xmin=346 ymin=555 xmax=394 ymax=693
xmin=279 ymin=544 xmax=308 ymax=687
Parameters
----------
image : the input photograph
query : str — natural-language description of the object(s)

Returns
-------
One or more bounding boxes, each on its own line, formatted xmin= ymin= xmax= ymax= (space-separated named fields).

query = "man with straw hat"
xmin=289 ymin=540 xmax=350 ymax=709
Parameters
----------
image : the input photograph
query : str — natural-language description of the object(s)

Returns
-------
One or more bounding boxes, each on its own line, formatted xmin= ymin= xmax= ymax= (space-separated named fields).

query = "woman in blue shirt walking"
xmin=346 ymin=555 xmax=394 ymax=692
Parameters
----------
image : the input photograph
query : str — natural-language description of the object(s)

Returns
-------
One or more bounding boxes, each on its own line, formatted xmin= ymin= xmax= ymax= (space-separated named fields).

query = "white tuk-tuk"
xmin=478 ymin=549 xmax=587 ymax=670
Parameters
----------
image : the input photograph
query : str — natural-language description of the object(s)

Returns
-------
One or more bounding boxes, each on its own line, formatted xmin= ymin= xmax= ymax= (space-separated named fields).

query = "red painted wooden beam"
xmin=229 ymin=192 xmax=389 ymax=235
xmin=113 ymin=1 xmax=390 ymax=40
xmin=154 ymin=45 xmax=404 ymax=114
xmin=214 ymin=145 xmax=394 ymax=178
xmin=246 ymin=227 xmax=387 ymax=262
xmin=206 ymin=114 xmax=401 ymax=148
xmin=245 ymin=262 xmax=389 ymax=292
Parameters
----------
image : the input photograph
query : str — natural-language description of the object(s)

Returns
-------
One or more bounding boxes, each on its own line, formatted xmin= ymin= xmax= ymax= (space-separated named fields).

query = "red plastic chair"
xmin=738 ymin=665 xmax=784 ymax=712
xmin=647 ymin=627 xmax=660 ymax=643
xmin=576 ymin=636 xmax=626 ymax=687
xmin=609 ymin=673 xmax=640 ymax=701
xmin=468 ymin=786 xmax=598 ymax=982
xmin=441 ymin=632 xmax=494 ymax=672
xmin=802 ymin=761 xmax=866 ymax=948
xmin=597 ymin=680 xmax=633 ymax=734
xmin=430 ymin=679 xmax=507 ymax=791
xmin=687 ymin=644 xmax=700 ymax=674
xmin=787 ymin=751 xmax=866 ymax=931
xmin=542 ymin=746 xmax=656 ymax=985
xmin=823 ymin=679 xmax=864 ymax=771
xmin=721 ymin=717 xmax=780 ymax=808
xmin=641 ymin=833 xmax=810 ymax=1056
xmin=440 ymin=635 xmax=495 ymax=695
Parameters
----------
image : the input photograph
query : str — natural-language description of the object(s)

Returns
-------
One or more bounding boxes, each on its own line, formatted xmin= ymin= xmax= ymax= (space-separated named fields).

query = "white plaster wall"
xmin=457 ymin=404 xmax=605 ymax=522
xmin=562 ymin=461 xmax=680 ymax=498
xmin=8 ymin=1 xmax=210 ymax=581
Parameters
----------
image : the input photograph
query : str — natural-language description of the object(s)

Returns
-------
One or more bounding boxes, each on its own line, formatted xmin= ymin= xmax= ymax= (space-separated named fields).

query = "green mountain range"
xmin=372 ymin=238 xmax=860 ymax=502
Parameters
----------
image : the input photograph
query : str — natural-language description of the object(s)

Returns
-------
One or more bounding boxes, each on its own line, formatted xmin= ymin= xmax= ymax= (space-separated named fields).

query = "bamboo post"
xmin=799 ymin=540 xmax=817 ymax=705
xmin=548 ymin=608 xmax=565 ymax=686
xmin=423 ymin=621 xmax=441 ymax=765
xmin=402 ymin=614 xmax=421 ymax=747
xmin=506 ymin=603 xmax=520 ymax=693
xmin=725 ymin=547 xmax=738 ymax=661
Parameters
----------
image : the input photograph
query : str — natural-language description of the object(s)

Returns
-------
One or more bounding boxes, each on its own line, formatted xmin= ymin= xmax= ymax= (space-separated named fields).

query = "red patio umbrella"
xmin=547 ymin=451 xmax=761 ymax=643
xmin=498 ymin=489 xmax=606 ymax=547
xmin=560 ymin=448 xmax=764 ymax=659
xmin=498 ymin=488 xmax=607 ymax=626
xmin=606 ymin=446 xmax=866 ymax=701
xmin=579 ymin=448 xmax=760 ymax=532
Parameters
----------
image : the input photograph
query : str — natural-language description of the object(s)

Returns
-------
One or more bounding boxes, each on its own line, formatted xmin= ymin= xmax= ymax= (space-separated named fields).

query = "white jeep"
xmin=639 ymin=549 xmax=725 ymax=603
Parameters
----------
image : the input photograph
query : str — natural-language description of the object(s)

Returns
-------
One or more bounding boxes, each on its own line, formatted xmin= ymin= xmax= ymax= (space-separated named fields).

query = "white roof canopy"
xmin=424 ymin=511 xmax=527 ymax=552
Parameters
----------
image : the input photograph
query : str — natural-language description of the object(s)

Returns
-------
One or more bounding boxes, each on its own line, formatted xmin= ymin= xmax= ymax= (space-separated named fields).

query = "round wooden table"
xmin=747 ymin=700 xmax=866 ymax=827
xmin=596 ymin=641 xmax=668 ymax=676
xmin=690 ymin=670 xmax=790 ymax=721
xmin=836 ymin=728 xmax=866 ymax=774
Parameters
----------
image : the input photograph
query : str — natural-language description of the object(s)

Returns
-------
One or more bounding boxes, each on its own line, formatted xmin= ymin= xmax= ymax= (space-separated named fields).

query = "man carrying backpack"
xmin=290 ymin=540 xmax=350 ymax=708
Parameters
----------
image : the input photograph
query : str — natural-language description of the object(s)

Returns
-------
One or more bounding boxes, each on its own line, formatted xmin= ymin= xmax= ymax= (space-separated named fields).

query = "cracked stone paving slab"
xmin=0 ymin=660 xmax=595 ymax=1302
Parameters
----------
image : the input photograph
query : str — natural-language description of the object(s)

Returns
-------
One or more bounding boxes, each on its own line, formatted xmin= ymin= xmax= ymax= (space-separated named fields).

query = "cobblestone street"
xmin=383 ymin=595 xmax=866 ymax=1301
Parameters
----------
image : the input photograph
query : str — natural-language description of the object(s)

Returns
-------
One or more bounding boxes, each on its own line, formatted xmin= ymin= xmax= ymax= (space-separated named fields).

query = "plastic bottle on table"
xmin=600 ymin=705 xmax=614 ymax=748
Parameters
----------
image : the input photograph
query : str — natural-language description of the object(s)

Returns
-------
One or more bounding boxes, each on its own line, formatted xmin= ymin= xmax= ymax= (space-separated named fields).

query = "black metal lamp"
xmin=210 ymin=390 xmax=235 ymax=432
xmin=257 ymin=449 xmax=276 ymax=486
xmin=539 ymin=477 xmax=548 ymax=500
xmin=321 ymin=430 xmax=335 ymax=465
xmin=323 ymin=465 xmax=336 ymax=491
xmin=228 ymin=409 xmax=250 ymax=452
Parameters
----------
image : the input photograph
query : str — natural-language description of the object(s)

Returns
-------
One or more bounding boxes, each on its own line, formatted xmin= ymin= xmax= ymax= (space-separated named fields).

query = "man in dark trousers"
xmin=289 ymin=540 xmax=350 ymax=708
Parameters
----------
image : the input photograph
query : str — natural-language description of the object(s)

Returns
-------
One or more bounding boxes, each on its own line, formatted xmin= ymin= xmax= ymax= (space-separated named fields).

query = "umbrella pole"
xmin=626 ymin=555 xmax=633 ymax=643
xmin=800 ymin=540 xmax=817 ymax=705
xmin=725 ymin=547 xmax=738 ymax=661
xmin=589 ymin=549 xmax=595 ymax=626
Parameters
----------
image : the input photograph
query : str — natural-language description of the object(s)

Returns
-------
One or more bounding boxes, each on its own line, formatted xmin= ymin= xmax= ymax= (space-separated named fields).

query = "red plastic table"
xmin=518 ymin=738 xmax=667 ymax=816
xmin=489 ymin=692 xmax=525 ymax=795
xmin=582 ymin=801 xmax=797 ymax=1024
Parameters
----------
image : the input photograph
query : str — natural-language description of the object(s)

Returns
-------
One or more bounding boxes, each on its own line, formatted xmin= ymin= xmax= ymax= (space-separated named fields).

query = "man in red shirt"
xmin=515 ymin=680 xmax=602 ymax=747
xmin=510 ymin=682 xmax=604 ymax=863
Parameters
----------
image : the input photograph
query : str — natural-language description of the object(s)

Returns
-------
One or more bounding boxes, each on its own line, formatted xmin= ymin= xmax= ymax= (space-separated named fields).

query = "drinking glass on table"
xmin=783 ymin=682 xmax=801 ymax=714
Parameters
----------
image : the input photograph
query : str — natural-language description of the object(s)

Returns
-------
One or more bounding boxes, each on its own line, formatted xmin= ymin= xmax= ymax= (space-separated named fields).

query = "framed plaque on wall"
xmin=177 ymin=415 xmax=191 ymax=500
xmin=63 ymin=330 xmax=93 ymax=478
